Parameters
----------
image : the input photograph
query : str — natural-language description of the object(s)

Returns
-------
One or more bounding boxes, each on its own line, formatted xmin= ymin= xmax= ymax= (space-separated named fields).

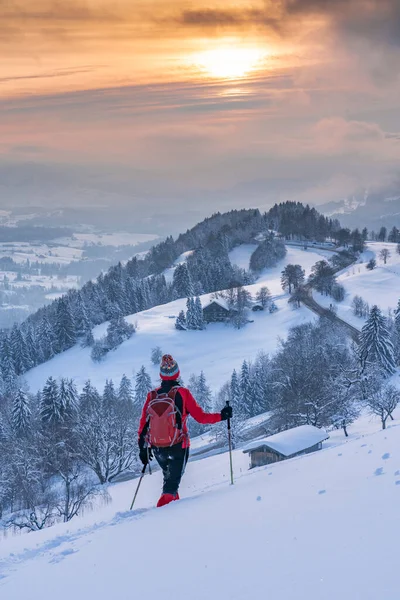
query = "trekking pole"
xmin=226 ymin=401 xmax=234 ymax=485
xmin=130 ymin=464 xmax=147 ymax=511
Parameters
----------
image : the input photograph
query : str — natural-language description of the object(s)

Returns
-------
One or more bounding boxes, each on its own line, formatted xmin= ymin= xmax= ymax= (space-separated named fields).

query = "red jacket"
xmin=138 ymin=385 xmax=221 ymax=448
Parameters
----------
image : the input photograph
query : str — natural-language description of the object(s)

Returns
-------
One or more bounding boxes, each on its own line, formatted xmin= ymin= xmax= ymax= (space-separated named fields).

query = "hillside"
xmin=24 ymin=245 xmax=332 ymax=393
xmin=1 ymin=410 xmax=400 ymax=599
xmin=315 ymin=242 xmax=400 ymax=328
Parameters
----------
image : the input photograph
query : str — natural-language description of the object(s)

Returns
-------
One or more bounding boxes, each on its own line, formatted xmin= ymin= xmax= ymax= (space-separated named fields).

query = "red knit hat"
xmin=160 ymin=354 xmax=180 ymax=381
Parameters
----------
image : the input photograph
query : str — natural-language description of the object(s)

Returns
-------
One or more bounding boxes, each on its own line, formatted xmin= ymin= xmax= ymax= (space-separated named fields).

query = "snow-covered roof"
xmin=202 ymin=298 xmax=230 ymax=311
xmin=243 ymin=425 xmax=329 ymax=458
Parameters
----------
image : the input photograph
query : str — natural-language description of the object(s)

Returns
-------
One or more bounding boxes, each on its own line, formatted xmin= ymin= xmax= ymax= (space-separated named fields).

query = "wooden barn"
xmin=243 ymin=425 xmax=329 ymax=469
xmin=202 ymin=299 xmax=237 ymax=323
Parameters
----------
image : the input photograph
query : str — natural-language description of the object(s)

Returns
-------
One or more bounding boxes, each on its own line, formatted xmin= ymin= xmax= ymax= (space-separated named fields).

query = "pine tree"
xmin=12 ymin=389 xmax=31 ymax=434
xmin=59 ymin=378 xmax=79 ymax=421
xmin=175 ymin=310 xmax=187 ymax=331
xmin=103 ymin=380 xmax=117 ymax=407
xmin=134 ymin=366 xmax=152 ymax=409
xmin=194 ymin=297 xmax=205 ymax=330
xmin=395 ymin=300 xmax=400 ymax=335
xmin=80 ymin=380 xmax=101 ymax=415
xmin=38 ymin=316 xmax=56 ymax=361
xmin=173 ymin=263 xmax=193 ymax=299
xmin=240 ymin=360 xmax=253 ymax=418
xmin=118 ymin=374 xmax=134 ymax=410
xmin=151 ymin=346 xmax=163 ymax=365
xmin=230 ymin=369 xmax=242 ymax=415
xmin=10 ymin=325 xmax=31 ymax=375
xmin=40 ymin=377 xmax=63 ymax=425
xmin=106 ymin=316 xmax=135 ymax=349
xmin=55 ymin=298 xmax=76 ymax=353
xmin=192 ymin=371 xmax=213 ymax=412
xmin=359 ymin=305 xmax=396 ymax=374
xmin=186 ymin=297 xmax=196 ymax=330
xmin=75 ymin=295 xmax=93 ymax=345
xmin=0 ymin=336 xmax=17 ymax=396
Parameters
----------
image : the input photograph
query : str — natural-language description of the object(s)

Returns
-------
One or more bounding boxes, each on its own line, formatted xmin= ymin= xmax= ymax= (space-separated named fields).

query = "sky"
xmin=1 ymin=0 xmax=400 ymax=219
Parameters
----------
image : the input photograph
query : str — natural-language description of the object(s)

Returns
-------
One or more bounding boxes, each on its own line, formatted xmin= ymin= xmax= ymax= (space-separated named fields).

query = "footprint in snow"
xmin=396 ymin=481 xmax=400 ymax=486
xmin=368 ymin=450 xmax=372 ymax=454
xmin=382 ymin=453 xmax=390 ymax=460
xmin=338 ymin=453 xmax=342 ymax=457
xmin=374 ymin=467 xmax=384 ymax=476
xmin=318 ymin=490 xmax=326 ymax=495
xmin=49 ymin=548 xmax=77 ymax=564
xmin=361 ymin=444 xmax=367 ymax=448
xmin=395 ymin=470 xmax=400 ymax=476
xmin=256 ymin=496 xmax=262 ymax=502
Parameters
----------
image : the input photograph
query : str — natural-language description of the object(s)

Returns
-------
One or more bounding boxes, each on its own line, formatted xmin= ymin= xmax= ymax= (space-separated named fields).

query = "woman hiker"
xmin=138 ymin=354 xmax=232 ymax=507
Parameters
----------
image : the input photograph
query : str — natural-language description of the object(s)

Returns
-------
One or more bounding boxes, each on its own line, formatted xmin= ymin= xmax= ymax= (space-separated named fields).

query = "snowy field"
xmin=316 ymin=242 xmax=400 ymax=327
xmin=0 ymin=231 xmax=158 ymax=266
xmin=0 ymin=242 xmax=83 ymax=265
xmin=0 ymin=272 xmax=79 ymax=291
xmin=2 ymin=408 xmax=400 ymax=600
xmin=73 ymin=232 xmax=158 ymax=247
xmin=25 ymin=246 xmax=331 ymax=394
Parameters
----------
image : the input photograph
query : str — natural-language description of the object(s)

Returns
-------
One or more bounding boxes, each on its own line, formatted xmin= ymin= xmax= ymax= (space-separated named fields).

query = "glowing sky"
xmin=2 ymin=0 xmax=400 ymax=212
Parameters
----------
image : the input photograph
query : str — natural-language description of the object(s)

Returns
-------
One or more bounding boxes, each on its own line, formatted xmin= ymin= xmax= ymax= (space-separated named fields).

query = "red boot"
xmin=156 ymin=493 xmax=179 ymax=508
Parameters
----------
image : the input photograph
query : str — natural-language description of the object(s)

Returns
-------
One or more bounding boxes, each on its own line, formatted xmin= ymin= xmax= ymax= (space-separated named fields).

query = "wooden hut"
xmin=251 ymin=303 xmax=264 ymax=312
xmin=243 ymin=425 xmax=329 ymax=469
xmin=202 ymin=299 xmax=237 ymax=323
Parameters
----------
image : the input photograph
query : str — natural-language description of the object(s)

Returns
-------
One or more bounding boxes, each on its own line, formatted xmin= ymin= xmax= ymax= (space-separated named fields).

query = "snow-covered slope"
xmin=25 ymin=246 xmax=331 ymax=393
xmin=316 ymin=242 xmax=400 ymax=327
xmin=2 ymin=411 xmax=400 ymax=600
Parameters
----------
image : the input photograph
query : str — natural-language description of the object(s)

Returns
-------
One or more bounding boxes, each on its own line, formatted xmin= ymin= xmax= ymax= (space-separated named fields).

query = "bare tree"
xmin=379 ymin=248 xmax=390 ymax=264
xmin=366 ymin=384 xmax=400 ymax=429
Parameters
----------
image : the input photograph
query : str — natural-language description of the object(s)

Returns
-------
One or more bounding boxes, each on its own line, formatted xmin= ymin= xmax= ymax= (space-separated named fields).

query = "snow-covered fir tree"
xmin=175 ymin=310 xmax=187 ymax=330
xmin=10 ymin=325 xmax=31 ymax=375
xmin=173 ymin=263 xmax=193 ymax=299
xmin=194 ymin=297 xmax=205 ymax=330
xmin=59 ymin=378 xmax=79 ymax=421
xmin=103 ymin=380 xmax=117 ymax=407
xmin=151 ymin=346 xmax=163 ymax=365
xmin=395 ymin=299 xmax=400 ymax=335
xmin=0 ymin=337 xmax=17 ymax=396
xmin=186 ymin=297 xmax=196 ymax=330
xmin=359 ymin=305 xmax=396 ymax=375
xmin=134 ymin=366 xmax=152 ymax=409
xmin=230 ymin=369 xmax=242 ymax=416
xmin=118 ymin=374 xmax=134 ymax=410
xmin=106 ymin=316 xmax=135 ymax=350
xmin=240 ymin=360 xmax=253 ymax=418
xmin=79 ymin=380 xmax=101 ymax=415
xmin=54 ymin=297 xmax=76 ymax=353
xmin=11 ymin=389 xmax=31 ymax=434
xmin=40 ymin=377 xmax=63 ymax=425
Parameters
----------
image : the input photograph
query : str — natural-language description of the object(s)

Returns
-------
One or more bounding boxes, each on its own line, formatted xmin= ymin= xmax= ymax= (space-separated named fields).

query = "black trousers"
xmin=153 ymin=443 xmax=189 ymax=495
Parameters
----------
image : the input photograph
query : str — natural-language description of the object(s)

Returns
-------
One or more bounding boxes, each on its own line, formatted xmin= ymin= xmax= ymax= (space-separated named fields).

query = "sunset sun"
xmin=192 ymin=45 xmax=267 ymax=79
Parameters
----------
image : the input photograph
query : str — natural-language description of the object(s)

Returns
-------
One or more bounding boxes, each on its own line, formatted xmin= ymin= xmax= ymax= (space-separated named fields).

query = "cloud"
xmin=284 ymin=0 xmax=400 ymax=46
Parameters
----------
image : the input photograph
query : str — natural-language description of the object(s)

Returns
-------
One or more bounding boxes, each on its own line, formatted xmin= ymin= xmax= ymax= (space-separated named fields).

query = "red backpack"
xmin=146 ymin=387 xmax=184 ymax=448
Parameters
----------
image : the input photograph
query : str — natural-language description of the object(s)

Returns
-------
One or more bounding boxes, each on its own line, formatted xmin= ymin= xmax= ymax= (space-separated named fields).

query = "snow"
xmin=243 ymin=425 xmax=329 ymax=457
xmin=163 ymin=250 xmax=194 ymax=284
xmin=25 ymin=246 xmax=333 ymax=394
xmin=203 ymin=297 xmax=230 ymax=311
xmin=228 ymin=244 xmax=258 ymax=270
xmin=2 ymin=411 xmax=400 ymax=599
xmin=73 ymin=232 xmax=158 ymax=247
xmin=318 ymin=242 xmax=400 ymax=326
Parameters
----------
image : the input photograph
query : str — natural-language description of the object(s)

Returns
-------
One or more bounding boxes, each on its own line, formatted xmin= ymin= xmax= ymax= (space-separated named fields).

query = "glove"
xmin=139 ymin=446 xmax=153 ymax=466
xmin=220 ymin=405 xmax=233 ymax=421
